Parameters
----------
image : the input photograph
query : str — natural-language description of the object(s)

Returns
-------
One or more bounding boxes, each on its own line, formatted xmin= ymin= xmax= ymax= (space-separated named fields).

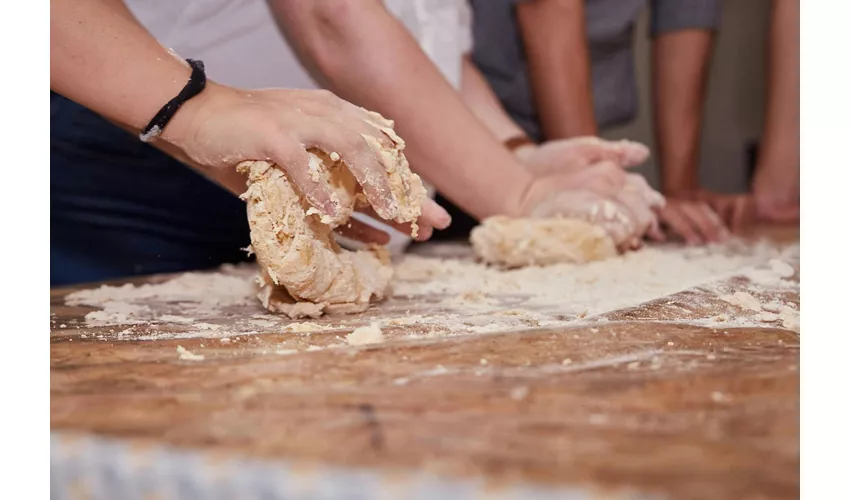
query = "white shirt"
xmin=126 ymin=1 xmax=472 ymax=253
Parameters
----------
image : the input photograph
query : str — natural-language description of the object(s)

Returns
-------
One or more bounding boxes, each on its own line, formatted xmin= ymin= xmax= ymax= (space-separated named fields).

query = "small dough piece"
xmin=239 ymin=115 xmax=425 ymax=317
xmin=470 ymin=216 xmax=617 ymax=268
xmin=346 ymin=322 xmax=384 ymax=346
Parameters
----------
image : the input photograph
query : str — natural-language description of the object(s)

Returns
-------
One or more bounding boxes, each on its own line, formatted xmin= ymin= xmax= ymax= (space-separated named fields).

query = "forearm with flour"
xmin=267 ymin=0 xmax=536 ymax=220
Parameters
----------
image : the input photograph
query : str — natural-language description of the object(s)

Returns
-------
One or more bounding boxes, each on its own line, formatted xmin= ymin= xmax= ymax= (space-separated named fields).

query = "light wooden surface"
xmin=50 ymin=227 xmax=800 ymax=500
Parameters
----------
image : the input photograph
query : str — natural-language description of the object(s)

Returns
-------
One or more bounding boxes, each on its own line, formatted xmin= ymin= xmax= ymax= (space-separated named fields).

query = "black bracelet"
xmin=139 ymin=58 xmax=207 ymax=143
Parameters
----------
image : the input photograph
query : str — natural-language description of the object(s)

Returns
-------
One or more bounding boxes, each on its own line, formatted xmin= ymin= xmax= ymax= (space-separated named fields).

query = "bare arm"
xmin=50 ymin=0 xmax=453 ymax=233
xmin=459 ymin=56 xmax=527 ymax=142
xmin=516 ymin=0 xmax=597 ymax=139
xmin=651 ymin=29 xmax=714 ymax=194
xmin=268 ymin=0 xmax=536 ymax=220
xmin=50 ymin=0 xmax=205 ymax=145
xmin=761 ymin=0 xmax=799 ymax=166
xmin=751 ymin=0 xmax=800 ymax=220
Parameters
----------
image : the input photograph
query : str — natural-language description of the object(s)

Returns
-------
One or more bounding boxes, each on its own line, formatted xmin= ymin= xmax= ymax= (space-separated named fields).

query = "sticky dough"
xmin=470 ymin=216 xmax=617 ymax=268
xmin=237 ymin=111 xmax=426 ymax=318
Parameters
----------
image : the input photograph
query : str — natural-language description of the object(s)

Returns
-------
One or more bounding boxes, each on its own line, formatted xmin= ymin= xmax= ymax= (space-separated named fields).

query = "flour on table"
xmin=63 ymin=238 xmax=800 ymax=340
xmin=720 ymin=292 xmax=763 ymax=312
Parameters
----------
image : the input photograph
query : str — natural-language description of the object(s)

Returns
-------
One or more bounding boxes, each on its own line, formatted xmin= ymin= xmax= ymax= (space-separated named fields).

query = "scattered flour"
xmin=720 ymin=292 xmax=763 ymax=312
xmin=63 ymin=239 xmax=800 ymax=340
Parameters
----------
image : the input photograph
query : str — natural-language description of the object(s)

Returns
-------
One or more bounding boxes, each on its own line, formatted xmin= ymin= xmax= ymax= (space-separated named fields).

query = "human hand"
xmin=751 ymin=161 xmax=800 ymax=223
xmin=519 ymin=167 xmax=665 ymax=251
xmin=695 ymin=190 xmax=757 ymax=231
xmin=656 ymin=193 xmax=732 ymax=245
xmin=514 ymin=136 xmax=650 ymax=176
xmin=165 ymin=83 xmax=450 ymax=237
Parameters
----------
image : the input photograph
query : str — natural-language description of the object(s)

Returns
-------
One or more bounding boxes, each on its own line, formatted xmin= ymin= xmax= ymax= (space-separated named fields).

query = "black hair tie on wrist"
xmin=139 ymin=58 xmax=207 ymax=143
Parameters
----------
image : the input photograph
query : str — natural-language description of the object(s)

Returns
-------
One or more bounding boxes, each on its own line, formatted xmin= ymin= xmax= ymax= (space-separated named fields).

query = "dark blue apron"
xmin=50 ymin=92 xmax=251 ymax=286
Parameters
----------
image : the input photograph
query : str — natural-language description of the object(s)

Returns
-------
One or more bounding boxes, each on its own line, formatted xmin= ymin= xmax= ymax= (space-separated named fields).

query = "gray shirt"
xmin=470 ymin=0 xmax=721 ymax=141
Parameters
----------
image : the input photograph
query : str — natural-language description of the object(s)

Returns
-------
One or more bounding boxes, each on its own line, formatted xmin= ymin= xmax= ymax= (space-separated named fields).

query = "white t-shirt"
xmin=126 ymin=0 xmax=472 ymax=253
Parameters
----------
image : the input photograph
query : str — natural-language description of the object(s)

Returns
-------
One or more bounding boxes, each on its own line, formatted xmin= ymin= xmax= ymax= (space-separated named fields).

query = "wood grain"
xmin=50 ymin=226 xmax=800 ymax=499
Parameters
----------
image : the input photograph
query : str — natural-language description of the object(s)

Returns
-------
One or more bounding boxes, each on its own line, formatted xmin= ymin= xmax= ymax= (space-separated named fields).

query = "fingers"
xmin=556 ymin=161 xmax=627 ymax=198
xmin=264 ymin=140 xmax=340 ymax=220
xmin=615 ymin=188 xmax=656 ymax=246
xmin=420 ymin=198 xmax=453 ymax=231
xmin=660 ymin=201 xmax=728 ymax=245
xmin=549 ymin=137 xmax=627 ymax=171
xmin=614 ymin=139 xmax=651 ymax=168
xmin=556 ymin=137 xmax=650 ymax=169
xmin=660 ymin=206 xmax=703 ymax=245
xmin=354 ymin=200 xmax=451 ymax=242
xmin=684 ymin=203 xmax=727 ymax=242
xmin=698 ymin=193 xmax=756 ymax=233
xmin=647 ymin=217 xmax=666 ymax=242
xmin=334 ymin=218 xmax=391 ymax=245
xmin=296 ymin=119 xmax=399 ymax=220
xmin=625 ymin=173 xmax=665 ymax=210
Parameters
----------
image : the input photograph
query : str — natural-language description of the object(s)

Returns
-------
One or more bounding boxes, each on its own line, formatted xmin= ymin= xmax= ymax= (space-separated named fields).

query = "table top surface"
xmin=51 ymin=227 xmax=800 ymax=500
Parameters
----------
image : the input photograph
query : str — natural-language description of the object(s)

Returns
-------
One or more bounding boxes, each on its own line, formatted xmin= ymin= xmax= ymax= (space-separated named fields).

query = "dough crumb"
xmin=176 ymin=345 xmax=205 ymax=361
xmin=346 ymin=323 xmax=384 ymax=346
xmin=768 ymin=258 xmax=795 ymax=278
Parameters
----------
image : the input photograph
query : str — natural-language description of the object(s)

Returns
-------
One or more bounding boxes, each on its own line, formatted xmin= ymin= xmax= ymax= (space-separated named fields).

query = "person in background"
xmin=52 ymin=0 xmax=664 ymax=287
xmin=469 ymin=0 xmax=799 ymax=245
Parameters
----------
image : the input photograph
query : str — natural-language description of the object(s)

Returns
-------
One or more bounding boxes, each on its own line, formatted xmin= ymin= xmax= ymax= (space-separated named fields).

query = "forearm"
xmin=652 ymin=29 xmax=714 ymax=194
xmin=459 ymin=57 xmax=527 ymax=142
xmin=759 ymin=0 xmax=799 ymax=168
xmin=50 ymin=0 xmax=205 ymax=146
xmin=269 ymin=0 xmax=534 ymax=219
xmin=517 ymin=0 xmax=597 ymax=139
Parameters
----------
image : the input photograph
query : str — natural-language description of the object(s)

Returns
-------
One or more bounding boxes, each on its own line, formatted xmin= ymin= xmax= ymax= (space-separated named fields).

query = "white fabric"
xmin=126 ymin=0 xmax=471 ymax=253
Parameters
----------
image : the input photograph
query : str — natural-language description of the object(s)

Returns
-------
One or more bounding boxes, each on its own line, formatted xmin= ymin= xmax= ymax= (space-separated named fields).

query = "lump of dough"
xmin=470 ymin=216 xmax=617 ymax=268
xmin=238 ymin=114 xmax=425 ymax=318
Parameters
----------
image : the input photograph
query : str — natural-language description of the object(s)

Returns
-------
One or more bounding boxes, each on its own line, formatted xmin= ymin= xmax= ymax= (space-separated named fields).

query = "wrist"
xmin=161 ymin=81 xmax=233 ymax=151
xmin=501 ymin=166 xmax=537 ymax=218
xmin=504 ymin=135 xmax=537 ymax=164
xmin=661 ymin=174 xmax=699 ymax=197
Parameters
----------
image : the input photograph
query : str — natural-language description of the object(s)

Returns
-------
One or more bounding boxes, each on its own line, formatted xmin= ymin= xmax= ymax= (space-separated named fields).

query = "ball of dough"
xmin=238 ymin=113 xmax=425 ymax=317
xmin=470 ymin=216 xmax=617 ymax=268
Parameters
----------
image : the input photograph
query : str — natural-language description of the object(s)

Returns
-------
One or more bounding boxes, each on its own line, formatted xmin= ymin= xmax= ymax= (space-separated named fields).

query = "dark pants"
xmin=50 ymin=93 xmax=251 ymax=287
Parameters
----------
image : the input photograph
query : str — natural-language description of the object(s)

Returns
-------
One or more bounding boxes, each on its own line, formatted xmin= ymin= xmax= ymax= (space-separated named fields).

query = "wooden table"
xmin=50 ymin=228 xmax=799 ymax=500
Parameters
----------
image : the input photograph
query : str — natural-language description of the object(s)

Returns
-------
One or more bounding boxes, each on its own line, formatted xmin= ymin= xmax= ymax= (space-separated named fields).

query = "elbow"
xmin=273 ymin=0 xmax=382 ymax=75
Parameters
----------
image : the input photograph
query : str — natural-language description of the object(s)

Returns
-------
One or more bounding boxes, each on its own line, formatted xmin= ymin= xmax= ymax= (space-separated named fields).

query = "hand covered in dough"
xmin=514 ymin=136 xmax=650 ymax=176
xmin=517 ymin=165 xmax=665 ymax=251
xmin=163 ymin=83 xmax=450 ymax=237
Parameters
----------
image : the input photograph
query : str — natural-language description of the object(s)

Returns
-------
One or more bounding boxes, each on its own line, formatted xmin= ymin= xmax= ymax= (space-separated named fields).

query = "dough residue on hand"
xmin=238 ymin=111 xmax=425 ymax=318
xmin=470 ymin=216 xmax=617 ymax=268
